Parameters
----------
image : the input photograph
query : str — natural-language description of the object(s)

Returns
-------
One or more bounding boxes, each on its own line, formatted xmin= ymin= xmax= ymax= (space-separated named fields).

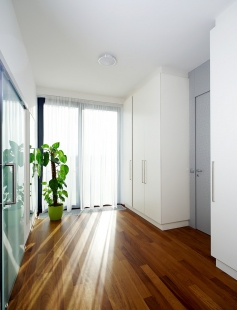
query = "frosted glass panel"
xmin=1 ymin=71 xmax=25 ymax=308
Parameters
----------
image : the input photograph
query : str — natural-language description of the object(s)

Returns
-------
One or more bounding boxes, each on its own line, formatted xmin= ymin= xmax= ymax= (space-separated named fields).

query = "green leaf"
xmin=62 ymin=190 xmax=68 ymax=198
xmin=31 ymin=164 xmax=35 ymax=178
xmin=34 ymin=163 xmax=38 ymax=171
xmin=61 ymin=155 xmax=67 ymax=163
xmin=58 ymin=170 xmax=65 ymax=180
xmin=41 ymin=144 xmax=49 ymax=149
xmin=30 ymin=153 xmax=35 ymax=163
xmin=36 ymin=149 xmax=43 ymax=164
xmin=60 ymin=164 xmax=69 ymax=175
xmin=57 ymin=150 xmax=67 ymax=163
xmin=52 ymin=142 xmax=60 ymax=149
xmin=43 ymin=152 xmax=49 ymax=166
xmin=59 ymin=195 xmax=65 ymax=202
xmin=42 ymin=182 xmax=47 ymax=185
xmin=58 ymin=150 xmax=64 ymax=156
xmin=49 ymin=179 xmax=58 ymax=191
xmin=37 ymin=164 xmax=41 ymax=177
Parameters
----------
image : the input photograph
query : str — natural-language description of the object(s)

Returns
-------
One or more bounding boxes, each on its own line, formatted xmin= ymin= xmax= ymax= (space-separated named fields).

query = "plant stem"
xmin=51 ymin=152 xmax=57 ymax=205
xmin=51 ymin=156 xmax=56 ymax=179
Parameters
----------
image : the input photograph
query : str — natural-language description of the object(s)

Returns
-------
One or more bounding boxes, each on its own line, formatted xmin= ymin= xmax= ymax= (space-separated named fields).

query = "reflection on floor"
xmin=38 ymin=205 xmax=126 ymax=218
xmin=8 ymin=209 xmax=237 ymax=309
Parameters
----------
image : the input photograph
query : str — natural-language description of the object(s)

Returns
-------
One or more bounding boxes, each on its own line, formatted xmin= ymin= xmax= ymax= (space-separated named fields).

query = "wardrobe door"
xmin=160 ymin=73 xmax=189 ymax=224
xmin=211 ymin=20 xmax=237 ymax=276
xmin=123 ymin=96 xmax=133 ymax=208
xmin=143 ymin=74 xmax=161 ymax=223
xmin=133 ymin=90 xmax=145 ymax=214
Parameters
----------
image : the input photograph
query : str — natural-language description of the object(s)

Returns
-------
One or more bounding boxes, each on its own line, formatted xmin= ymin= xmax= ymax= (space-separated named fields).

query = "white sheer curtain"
xmin=82 ymin=105 xmax=118 ymax=208
xmin=43 ymin=97 xmax=80 ymax=212
xmin=43 ymin=96 xmax=121 ymax=212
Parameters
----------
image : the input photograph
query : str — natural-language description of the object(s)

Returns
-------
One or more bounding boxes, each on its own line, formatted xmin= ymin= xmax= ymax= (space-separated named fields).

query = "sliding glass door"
xmin=1 ymin=65 xmax=25 ymax=309
xmin=42 ymin=98 xmax=121 ymax=212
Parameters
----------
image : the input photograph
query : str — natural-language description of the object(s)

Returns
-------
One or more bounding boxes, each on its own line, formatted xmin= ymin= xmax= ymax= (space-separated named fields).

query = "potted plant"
xmin=30 ymin=142 xmax=69 ymax=221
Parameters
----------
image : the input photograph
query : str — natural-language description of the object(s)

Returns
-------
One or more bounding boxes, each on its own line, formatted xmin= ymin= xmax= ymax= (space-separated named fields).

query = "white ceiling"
xmin=13 ymin=0 xmax=235 ymax=99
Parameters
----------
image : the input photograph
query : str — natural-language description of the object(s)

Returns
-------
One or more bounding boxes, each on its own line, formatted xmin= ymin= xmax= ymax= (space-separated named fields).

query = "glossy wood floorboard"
xmin=9 ymin=209 xmax=237 ymax=310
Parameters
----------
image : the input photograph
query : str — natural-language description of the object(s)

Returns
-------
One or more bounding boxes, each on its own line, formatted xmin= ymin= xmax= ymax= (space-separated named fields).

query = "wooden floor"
xmin=9 ymin=209 xmax=237 ymax=310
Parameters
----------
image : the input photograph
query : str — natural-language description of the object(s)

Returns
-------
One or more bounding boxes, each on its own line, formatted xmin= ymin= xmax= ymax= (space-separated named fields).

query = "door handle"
xmin=196 ymin=169 xmax=202 ymax=172
xmin=4 ymin=163 xmax=17 ymax=205
xmin=212 ymin=161 xmax=215 ymax=202
xmin=144 ymin=160 xmax=147 ymax=184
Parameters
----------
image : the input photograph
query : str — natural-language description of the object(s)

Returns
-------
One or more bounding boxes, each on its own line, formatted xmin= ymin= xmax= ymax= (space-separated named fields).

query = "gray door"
xmin=195 ymin=92 xmax=211 ymax=235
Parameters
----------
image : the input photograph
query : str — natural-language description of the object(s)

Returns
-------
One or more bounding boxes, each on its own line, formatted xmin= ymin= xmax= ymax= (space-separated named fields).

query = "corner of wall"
xmin=215 ymin=1 xmax=237 ymax=27
xmin=161 ymin=66 xmax=188 ymax=78
xmin=0 ymin=0 xmax=36 ymax=110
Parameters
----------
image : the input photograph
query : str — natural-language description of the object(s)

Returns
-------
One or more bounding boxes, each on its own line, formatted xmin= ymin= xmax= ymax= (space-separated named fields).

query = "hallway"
xmin=9 ymin=209 xmax=237 ymax=309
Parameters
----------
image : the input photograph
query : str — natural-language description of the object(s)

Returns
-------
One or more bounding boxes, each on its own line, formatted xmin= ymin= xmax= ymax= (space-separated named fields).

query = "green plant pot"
xmin=48 ymin=204 xmax=63 ymax=221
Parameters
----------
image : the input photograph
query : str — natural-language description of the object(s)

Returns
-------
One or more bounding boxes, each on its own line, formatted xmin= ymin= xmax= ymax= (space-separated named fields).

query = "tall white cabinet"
xmin=210 ymin=2 xmax=237 ymax=280
xmin=123 ymin=96 xmax=133 ymax=208
xmin=133 ymin=74 xmax=161 ymax=222
xmin=124 ymin=68 xmax=190 ymax=230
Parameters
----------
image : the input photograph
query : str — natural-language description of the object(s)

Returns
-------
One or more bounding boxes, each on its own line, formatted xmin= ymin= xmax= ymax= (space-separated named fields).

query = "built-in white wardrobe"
xmin=123 ymin=96 xmax=133 ymax=208
xmin=123 ymin=68 xmax=190 ymax=230
xmin=210 ymin=1 xmax=237 ymax=280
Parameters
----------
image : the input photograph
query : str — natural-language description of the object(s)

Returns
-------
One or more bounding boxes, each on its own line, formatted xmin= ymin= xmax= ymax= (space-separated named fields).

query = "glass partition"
xmin=1 ymin=68 xmax=25 ymax=309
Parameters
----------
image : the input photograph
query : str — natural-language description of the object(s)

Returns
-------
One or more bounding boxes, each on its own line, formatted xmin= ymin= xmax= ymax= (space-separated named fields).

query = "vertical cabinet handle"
xmin=144 ymin=160 xmax=147 ymax=184
xmin=129 ymin=160 xmax=132 ymax=180
xmin=5 ymin=163 xmax=17 ymax=205
xmin=212 ymin=161 xmax=215 ymax=202
xmin=141 ymin=160 xmax=147 ymax=184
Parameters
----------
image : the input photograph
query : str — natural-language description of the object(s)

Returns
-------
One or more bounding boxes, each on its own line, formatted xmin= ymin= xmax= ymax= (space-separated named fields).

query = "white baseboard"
xmin=216 ymin=260 xmax=237 ymax=280
xmin=125 ymin=205 xmax=189 ymax=231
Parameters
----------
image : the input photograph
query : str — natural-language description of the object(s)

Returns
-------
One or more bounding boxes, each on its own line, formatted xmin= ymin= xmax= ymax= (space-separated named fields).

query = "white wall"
xmin=0 ymin=0 xmax=36 ymax=112
xmin=0 ymin=0 xmax=37 ymax=243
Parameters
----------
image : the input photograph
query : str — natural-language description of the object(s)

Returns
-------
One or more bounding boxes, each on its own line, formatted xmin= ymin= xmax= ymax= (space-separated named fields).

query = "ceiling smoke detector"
xmin=98 ymin=54 xmax=117 ymax=66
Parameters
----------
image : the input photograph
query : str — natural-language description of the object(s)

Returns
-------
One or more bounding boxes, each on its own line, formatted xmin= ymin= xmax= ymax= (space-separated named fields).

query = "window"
xmin=42 ymin=97 xmax=121 ymax=212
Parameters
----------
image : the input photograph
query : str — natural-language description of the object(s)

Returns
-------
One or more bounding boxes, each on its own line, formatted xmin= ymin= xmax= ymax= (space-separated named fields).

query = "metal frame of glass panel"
xmin=0 ymin=61 xmax=3 ymax=310
xmin=0 ymin=60 xmax=26 ymax=310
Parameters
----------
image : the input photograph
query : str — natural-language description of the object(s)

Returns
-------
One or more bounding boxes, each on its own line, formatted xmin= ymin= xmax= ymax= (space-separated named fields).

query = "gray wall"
xmin=189 ymin=60 xmax=210 ymax=228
